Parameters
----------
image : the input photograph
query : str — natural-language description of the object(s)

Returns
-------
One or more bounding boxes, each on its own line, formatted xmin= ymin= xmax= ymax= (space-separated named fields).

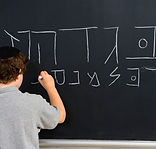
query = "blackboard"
xmin=1 ymin=0 xmax=156 ymax=140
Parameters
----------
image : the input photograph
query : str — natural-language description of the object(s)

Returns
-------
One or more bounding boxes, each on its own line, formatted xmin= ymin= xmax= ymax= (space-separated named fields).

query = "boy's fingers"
xmin=38 ymin=76 xmax=42 ymax=82
xmin=40 ymin=71 xmax=46 ymax=76
xmin=41 ymin=71 xmax=48 ymax=74
xmin=38 ymin=76 xmax=43 ymax=80
xmin=39 ymin=71 xmax=50 ymax=80
xmin=44 ymin=71 xmax=48 ymax=74
xmin=40 ymin=71 xmax=44 ymax=74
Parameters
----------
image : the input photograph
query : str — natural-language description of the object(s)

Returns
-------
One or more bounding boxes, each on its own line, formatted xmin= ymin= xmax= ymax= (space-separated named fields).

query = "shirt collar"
xmin=0 ymin=86 xmax=19 ymax=94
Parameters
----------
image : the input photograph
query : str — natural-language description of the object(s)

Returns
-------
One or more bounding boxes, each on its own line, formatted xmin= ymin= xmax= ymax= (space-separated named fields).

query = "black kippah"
xmin=0 ymin=46 xmax=20 ymax=59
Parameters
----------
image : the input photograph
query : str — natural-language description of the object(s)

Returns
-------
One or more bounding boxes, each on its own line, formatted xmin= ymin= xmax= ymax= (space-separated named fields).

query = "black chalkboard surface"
xmin=1 ymin=0 xmax=156 ymax=140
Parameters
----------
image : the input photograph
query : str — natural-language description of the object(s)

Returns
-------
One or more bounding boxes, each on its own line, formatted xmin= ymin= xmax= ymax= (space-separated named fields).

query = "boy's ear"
xmin=19 ymin=69 xmax=22 ymax=74
xmin=16 ymin=74 xmax=20 ymax=80
xmin=16 ymin=69 xmax=22 ymax=80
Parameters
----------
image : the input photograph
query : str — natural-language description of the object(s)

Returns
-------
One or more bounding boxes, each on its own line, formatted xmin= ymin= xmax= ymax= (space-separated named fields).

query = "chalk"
xmin=39 ymin=76 xmax=43 ymax=80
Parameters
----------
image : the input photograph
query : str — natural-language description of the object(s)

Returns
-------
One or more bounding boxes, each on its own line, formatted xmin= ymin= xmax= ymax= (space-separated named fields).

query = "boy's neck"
xmin=0 ymin=81 xmax=18 ymax=88
xmin=0 ymin=74 xmax=23 ymax=89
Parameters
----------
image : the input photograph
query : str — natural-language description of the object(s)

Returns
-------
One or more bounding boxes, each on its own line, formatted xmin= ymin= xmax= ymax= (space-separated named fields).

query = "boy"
xmin=0 ymin=46 xmax=66 ymax=149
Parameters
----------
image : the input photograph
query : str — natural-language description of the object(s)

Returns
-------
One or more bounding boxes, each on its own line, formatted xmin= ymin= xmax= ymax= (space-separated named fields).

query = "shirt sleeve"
xmin=36 ymin=95 xmax=60 ymax=130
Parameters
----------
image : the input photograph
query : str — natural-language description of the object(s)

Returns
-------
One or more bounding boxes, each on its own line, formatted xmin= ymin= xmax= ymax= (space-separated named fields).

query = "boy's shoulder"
xmin=22 ymin=91 xmax=49 ymax=105
xmin=22 ymin=91 xmax=45 ymax=101
xmin=22 ymin=91 xmax=42 ymax=98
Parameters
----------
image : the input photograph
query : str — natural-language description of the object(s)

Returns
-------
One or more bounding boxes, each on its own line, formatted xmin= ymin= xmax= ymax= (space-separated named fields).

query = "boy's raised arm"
xmin=38 ymin=71 xmax=66 ymax=123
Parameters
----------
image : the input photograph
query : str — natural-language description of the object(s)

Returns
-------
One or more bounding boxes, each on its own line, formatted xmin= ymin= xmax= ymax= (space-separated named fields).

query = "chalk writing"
xmin=51 ymin=69 xmax=66 ymax=85
xmin=126 ymin=26 xmax=156 ymax=60
xmin=126 ymin=68 xmax=140 ymax=87
xmin=18 ymin=30 xmax=31 ymax=59
xmin=2 ymin=26 xmax=156 ymax=88
xmin=59 ymin=27 xmax=98 ymax=63
xmin=68 ymin=71 xmax=80 ymax=86
xmin=138 ymin=38 xmax=148 ymax=49
xmin=4 ymin=30 xmax=20 ymax=47
xmin=87 ymin=72 xmax=100 ymax=87
xmin=109 ymin=67 xmax=120 ymax=86
xmin=31 ymin=31 xmax=57 ymax=65
xmin=104 ymin=27 xmax=119 ymax=64
xmin=37 ymin=43 xmax=41 ymax=64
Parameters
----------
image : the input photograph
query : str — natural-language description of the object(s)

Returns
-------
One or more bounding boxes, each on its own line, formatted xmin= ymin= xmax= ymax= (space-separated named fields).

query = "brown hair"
xmin=0 ymin=52 xmax=29 ymax=84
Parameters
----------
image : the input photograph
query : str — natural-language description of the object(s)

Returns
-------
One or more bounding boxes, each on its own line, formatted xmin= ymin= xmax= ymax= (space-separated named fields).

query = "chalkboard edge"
xmin=39 ymin=139 xmax=156 ymax=148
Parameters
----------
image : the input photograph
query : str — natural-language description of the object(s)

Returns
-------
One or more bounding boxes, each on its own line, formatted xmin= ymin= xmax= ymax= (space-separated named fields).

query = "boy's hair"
xmin=0 ymin=47 xmax=29 ymax=84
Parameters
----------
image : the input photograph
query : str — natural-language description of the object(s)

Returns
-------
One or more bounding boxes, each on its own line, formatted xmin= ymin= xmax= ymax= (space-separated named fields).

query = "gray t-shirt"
xmin=0 ymin=86 xmax=60 ymax=149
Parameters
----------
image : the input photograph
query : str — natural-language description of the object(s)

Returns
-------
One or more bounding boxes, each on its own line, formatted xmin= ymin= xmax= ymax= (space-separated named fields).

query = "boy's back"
xmin=0 ymin=46 xmax=66 ymax=149
xmin=0 ymin=86 xmax=60 ymax=149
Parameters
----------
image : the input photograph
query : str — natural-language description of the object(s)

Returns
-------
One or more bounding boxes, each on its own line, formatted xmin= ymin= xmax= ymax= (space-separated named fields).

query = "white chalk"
xmin=39 ymin=76 xmax=43 ymax=80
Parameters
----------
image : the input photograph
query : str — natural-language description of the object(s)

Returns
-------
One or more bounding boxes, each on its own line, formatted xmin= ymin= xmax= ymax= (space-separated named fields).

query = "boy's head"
xmin=0 ymin=46 xmax=29 ymax=86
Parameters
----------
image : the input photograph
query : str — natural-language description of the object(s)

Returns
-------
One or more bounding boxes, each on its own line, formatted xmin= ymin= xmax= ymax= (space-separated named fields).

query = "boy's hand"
xmin=38 ymin=71 xmax=66 ymax=123
xmin=38 ymin=71 xmax=55 ymax=91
